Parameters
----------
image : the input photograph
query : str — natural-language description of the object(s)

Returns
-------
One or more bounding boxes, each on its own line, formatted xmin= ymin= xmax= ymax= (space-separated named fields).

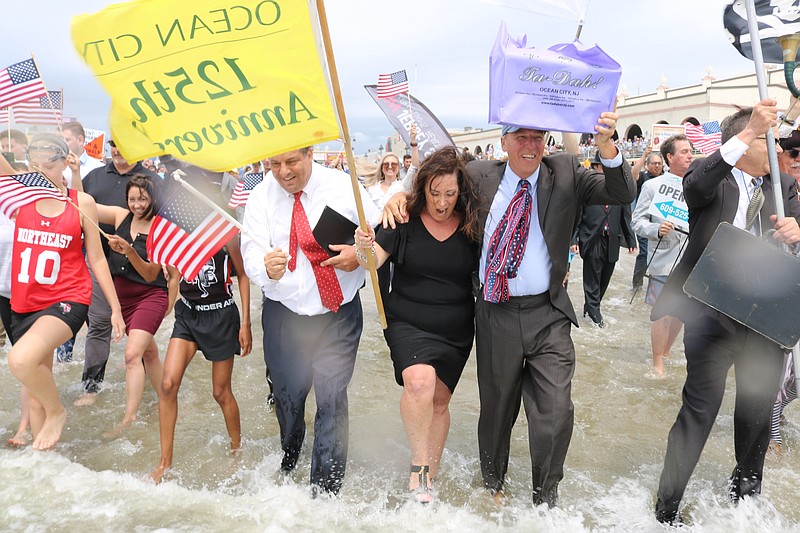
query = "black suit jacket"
xmin=574 ymin=203 xmax=636 ymax=262
xmin=652 ymin=150 xmax=800 ymax=323
xmin=468 ymin=153 xmax=635 ymax=324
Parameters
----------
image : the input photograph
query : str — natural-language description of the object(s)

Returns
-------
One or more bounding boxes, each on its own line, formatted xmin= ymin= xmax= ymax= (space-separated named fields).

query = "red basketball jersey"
xmin=11 ymin=188 xmax=92 ymax=313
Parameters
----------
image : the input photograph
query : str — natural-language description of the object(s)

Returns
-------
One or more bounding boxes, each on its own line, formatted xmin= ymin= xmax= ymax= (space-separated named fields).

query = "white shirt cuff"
xmin=721 ymin=136 xmax=748 ymax=166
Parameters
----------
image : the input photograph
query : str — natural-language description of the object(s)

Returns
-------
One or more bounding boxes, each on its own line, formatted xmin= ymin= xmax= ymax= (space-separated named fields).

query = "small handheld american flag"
xmin=683 ymin=121 xmax=722 ymax=155
xmin=376 ymin=70 xmax=409 ymax=98
xmin=0 ymin=172 xmax=65 ymax=219
xmin=0 ymin=58 xmax=47 ymax=109
xmin=12 ymin=90 xmax=63 ymax=126
xmin=146 ymin=184 xmax=239 ymax=281
xmin=227 ymin=172 xmax=264 ymax=209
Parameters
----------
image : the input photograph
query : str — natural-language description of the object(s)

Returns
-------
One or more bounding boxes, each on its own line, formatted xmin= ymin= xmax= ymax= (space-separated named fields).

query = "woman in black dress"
xmin=355 ymin=147 xmax=480 ymax=502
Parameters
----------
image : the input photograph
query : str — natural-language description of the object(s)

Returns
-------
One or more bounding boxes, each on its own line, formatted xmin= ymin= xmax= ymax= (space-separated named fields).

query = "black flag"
xmin=723 ymin=0 xmax=800 ymax=63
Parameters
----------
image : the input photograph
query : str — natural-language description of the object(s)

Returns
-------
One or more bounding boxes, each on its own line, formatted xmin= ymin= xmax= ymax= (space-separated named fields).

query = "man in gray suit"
xmin=469 ymin=118 xmax=634 ymax=506
xmin=383 ymin=112 xmax=634 ymax=506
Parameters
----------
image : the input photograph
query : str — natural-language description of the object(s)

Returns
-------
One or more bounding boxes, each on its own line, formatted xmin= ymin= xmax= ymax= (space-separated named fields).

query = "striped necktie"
xmin=483 ymin=180 xmax=533 ymax=303
xmin=745 ymin=177 xmax=764 ymax=232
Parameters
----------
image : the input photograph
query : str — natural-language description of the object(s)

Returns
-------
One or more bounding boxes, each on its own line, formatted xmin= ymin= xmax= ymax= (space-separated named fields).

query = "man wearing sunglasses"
xmin=652 ymin=99 xmax=800 ymax=524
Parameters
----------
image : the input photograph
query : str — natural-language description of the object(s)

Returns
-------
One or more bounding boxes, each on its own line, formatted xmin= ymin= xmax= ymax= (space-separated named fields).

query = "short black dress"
xmin=376 ymin=216 xmax=478 ymax=392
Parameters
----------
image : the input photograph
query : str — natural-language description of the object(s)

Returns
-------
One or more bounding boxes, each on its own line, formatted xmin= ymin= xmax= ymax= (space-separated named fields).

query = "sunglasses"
xmin=788 ymin=148 xmax=800 ymax=158
xmin=382 ymin=162 xmax=398 ymax=169
xmin=27 ymin=146 xmax=66 ymax=163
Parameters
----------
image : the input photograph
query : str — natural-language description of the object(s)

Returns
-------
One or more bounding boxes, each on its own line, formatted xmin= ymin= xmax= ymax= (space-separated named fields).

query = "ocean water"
xmin=1 ymin=253 xmax=798 ymax=532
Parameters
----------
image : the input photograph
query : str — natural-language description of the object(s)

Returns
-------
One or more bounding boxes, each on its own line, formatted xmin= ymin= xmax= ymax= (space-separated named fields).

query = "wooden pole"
xmin=315 ymin=0 xmax=388 ymax=328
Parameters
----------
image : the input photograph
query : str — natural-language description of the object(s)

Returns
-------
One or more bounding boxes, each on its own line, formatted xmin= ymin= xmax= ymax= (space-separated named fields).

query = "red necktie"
xmin=288 ymin=191 xmax=343 ymax=312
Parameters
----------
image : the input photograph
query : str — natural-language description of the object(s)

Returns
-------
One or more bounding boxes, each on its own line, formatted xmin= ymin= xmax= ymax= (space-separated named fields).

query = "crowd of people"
xmin=0 ymin=94 xmax=798 ymax=525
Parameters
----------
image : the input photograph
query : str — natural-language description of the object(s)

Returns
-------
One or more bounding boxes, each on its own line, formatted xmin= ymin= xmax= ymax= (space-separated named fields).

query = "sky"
xmin=2 ymin=0 xmax=760 ymax=158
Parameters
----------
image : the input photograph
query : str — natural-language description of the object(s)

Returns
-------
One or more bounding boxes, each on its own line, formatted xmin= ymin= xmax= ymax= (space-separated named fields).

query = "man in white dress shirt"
xmin=62 ymin=122 xmax=104 ymax=184
xmin=241 ymin=147 xmax=379 ymax=495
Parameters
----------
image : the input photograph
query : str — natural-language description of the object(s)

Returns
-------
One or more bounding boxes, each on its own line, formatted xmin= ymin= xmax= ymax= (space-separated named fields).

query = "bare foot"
xmin=7 ymin=429 xmax=32 ymax=447
xmin=73 ymin=393 xmax=97 ymax=407
xmin=149 ymin=463 xmax=170 ymax=484
xmin=491 ymin=489 xmax=505 ymax=505
xmin=103 ymin=418 xmax=134 ymax=440
xmin=32 ymin=408 xmax=67 ymax=450
xmin=653 ymin=366 xmax=666 ymax=378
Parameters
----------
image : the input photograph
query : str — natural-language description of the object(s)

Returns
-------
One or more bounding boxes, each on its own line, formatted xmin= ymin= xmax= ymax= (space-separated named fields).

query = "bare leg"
xmin=109 ymin=329 xmax=157 ymax=434
xmin=142 ymin=336 xmax=163 ymax=398
xmin=8 ymin=386 xmax=31 ymax=446
xmin=651 ymin=317 xmax=671 ymax=376
xmin=150 ymin=338 xmax=195 ymax=484
xmin=7 ymin=317 xmax=71 ymax=450
xmin=211 ymin=357 xmax=241 ymax=454
xmin=427 ymin=377 xmax=453 ymax=480
xmin=400 ymin=364 xmax=436 ymax=492
xmin=663 ymin=316 xmax=684 ymax=359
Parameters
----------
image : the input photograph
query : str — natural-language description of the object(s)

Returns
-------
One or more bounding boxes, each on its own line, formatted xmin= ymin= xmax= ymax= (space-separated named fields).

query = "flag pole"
xmin=575 ymin=0 xmax=591 ymax=39
xmin=21 ymin=164 xmax=110 ymax=238
xmin=316 ymin=0 xmax=388 ymax=329
xmin=742 ymin=0 xmax=799 ymax=391
xmin=170 ymin=170 xmax=272 ymax=254
xmin=406 ymin=69 xmax=413 ymax=124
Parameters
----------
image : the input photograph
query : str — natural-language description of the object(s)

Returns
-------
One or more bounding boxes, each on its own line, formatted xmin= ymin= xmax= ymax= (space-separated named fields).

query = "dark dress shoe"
xmin=583 ymin=308 xmax=605 ymax=328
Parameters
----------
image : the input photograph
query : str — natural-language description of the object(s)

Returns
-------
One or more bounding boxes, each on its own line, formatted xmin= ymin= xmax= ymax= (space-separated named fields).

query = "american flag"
xmin=12 ymin=90 xmax=63 ymax=125
xmin=227 ymin=172 xmax=263 ymax=208
xmin=376 ymin=70 xmax=409 ymax=98
xmin=0 ymin=107 xmax=8 ymax=122
xmin=146 ymin=184 xmax=239 ymax=281
xmin=0 ymin=58 xmax=47 ymax=110
xmin=683 ymin=120 xmax=722 ymax=155
xmin=0 ymin=172 xmax=66 ymax=218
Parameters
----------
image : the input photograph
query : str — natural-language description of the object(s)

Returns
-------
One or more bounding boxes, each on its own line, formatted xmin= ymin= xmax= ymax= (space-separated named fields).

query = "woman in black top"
xmin=355 ymin=147 xmax=480 ymax=502
xmin=97 ymin=175 xmax=179 ymax=436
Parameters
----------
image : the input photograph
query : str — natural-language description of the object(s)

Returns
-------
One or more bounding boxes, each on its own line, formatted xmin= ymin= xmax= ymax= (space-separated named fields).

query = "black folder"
xmin=312 ymin=206 xmax=358 ymax=257
xmin=683 ymin=222 xmax=800 ymax=348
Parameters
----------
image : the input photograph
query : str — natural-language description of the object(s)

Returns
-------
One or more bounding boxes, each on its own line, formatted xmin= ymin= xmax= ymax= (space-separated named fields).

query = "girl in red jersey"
xmin=7 ymin=133 xmax=125 ymax=450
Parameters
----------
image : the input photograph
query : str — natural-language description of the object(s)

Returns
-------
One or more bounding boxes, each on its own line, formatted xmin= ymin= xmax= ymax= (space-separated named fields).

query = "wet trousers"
xmin=261 ymin=294 xmax=362 ymax=495
xmin=476 ymin=292 xmax=575 ymax=506
xmin=656 ymin=309 xmax=784 ymax=521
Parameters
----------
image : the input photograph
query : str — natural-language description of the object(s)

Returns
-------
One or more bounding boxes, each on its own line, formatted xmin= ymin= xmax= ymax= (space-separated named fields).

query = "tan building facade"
xmin=391 ymin=67 xmax=792 ymax=158
xmin=616 ymin=67 xmax=791 ymax=141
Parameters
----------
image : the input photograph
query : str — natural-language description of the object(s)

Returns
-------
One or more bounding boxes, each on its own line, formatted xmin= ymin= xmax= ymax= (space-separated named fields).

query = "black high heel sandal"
xmin=410 ymin=465 xmax=433 ymax=504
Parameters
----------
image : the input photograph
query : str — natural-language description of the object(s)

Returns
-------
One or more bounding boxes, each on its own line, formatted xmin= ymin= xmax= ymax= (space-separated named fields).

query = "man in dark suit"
xmin=572 ymin=153 xmax=637 ymax=326
xmin=467 ymin=116 xmax=634 ymax=506
xmin=652 ymin=99 xmax=800 ymax=524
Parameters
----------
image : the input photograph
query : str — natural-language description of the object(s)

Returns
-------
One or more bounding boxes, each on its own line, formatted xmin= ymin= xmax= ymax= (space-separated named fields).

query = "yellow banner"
xmin=71 ymin=0 xmax=340 ymax=171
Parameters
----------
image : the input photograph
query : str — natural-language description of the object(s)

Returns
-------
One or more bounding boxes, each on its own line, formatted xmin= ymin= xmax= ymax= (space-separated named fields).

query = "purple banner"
xmin=489 ymin=22 xmax=622 ymax=133
xmin=365 ymin=85 xmax=454 ymax=160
